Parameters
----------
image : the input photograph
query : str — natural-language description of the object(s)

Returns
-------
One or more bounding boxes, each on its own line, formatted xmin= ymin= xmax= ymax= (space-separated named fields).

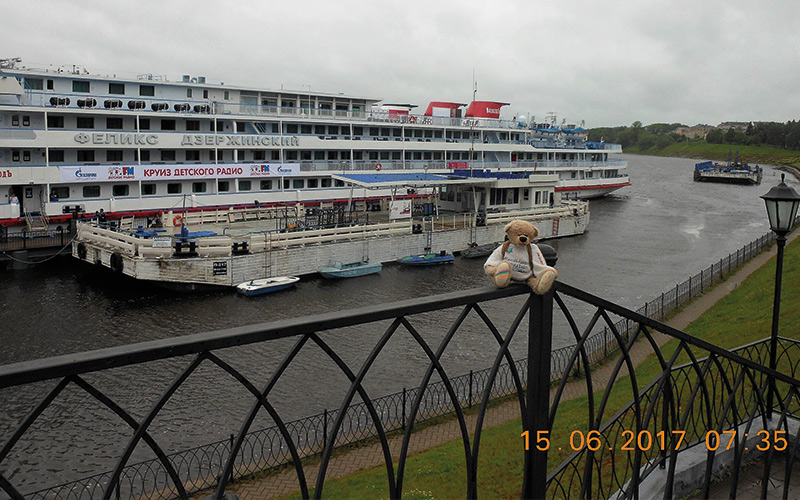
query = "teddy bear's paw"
xmin=494 ymin=261 xmax=511 ymax=288
xmin=533 ymin=269 xmax=557 ymax=295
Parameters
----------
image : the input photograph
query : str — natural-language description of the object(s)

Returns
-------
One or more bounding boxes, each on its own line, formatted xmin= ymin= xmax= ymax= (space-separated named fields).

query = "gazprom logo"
xmin=276 ymin=166 xmax=293 ymax=174
xmin=74 ymin=168 xmax=97 ymax=179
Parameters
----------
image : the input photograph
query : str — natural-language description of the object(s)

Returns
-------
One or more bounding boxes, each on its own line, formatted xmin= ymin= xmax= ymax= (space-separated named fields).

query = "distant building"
xmin=676 ymin=124 xmax=715 ymax=140
xmin=717 ymin=121 xmax=751 ymax=133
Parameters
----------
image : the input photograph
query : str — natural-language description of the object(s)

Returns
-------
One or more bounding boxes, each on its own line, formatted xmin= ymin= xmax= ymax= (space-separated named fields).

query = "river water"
xmin=0 ymin=155 xmax=795 ymax=491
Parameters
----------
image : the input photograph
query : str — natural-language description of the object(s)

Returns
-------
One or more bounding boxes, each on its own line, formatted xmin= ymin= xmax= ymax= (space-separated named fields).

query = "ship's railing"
xmin=2 ymin=265 xmax=800 ymax=499
xmin=12 ymin=89 xmax=615 ymax=144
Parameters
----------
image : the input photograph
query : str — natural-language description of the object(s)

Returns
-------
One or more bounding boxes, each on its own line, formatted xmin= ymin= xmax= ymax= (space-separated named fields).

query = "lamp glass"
xmin=761 ymin=174 xmax=800 ymax=233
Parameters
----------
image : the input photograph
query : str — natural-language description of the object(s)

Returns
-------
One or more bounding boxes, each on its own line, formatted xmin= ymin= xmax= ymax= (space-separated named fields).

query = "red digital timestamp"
xmin=521 ymin=429 xmax=789 ymax=452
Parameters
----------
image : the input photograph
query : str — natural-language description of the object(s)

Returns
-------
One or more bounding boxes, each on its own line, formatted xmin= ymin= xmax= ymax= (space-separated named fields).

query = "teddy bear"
xmin=484 ymin=220 xmax=558 ymax=295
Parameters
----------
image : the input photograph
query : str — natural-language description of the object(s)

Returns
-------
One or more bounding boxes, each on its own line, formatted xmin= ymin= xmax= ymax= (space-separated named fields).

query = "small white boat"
xmin=236 ymin=276 xmax=299 ymax=296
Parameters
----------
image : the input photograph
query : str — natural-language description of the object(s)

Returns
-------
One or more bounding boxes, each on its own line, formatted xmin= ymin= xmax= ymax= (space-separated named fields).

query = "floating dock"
xmin=71 ymin=202 xmax=589 ymax=290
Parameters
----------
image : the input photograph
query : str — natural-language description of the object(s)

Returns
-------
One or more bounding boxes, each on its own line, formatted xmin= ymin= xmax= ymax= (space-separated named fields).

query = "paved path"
xmin=202 ymin=232 xmax=797 ymax=499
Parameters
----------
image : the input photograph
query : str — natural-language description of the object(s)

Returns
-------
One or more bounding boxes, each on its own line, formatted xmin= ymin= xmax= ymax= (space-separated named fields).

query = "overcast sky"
xmin=5 ymin=0 xmax=799 ymax=128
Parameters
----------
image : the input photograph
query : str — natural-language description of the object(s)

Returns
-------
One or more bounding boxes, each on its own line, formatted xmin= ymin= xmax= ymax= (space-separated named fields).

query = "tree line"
xmin=588 ymin=120 xmax=800 ymax=151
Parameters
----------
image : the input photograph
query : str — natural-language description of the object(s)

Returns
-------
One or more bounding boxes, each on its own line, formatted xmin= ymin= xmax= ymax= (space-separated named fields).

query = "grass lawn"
xmin=260 ymin=237 xmax=800 ymax=499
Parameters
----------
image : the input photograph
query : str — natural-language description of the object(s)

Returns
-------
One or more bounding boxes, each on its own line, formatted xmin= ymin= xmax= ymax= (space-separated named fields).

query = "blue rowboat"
xmin=397 ymin=251 xmax=455 ymax=266
xmin=319 ymin=260 xmax=382 ymax=278
xmin=236 ymin=276 xmax=299 ymax=296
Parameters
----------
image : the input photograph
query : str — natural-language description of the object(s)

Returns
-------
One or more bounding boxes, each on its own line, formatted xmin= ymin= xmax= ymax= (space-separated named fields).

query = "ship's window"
xmin=135 ymin=150 xmax=150 ymax=162
xmin=161 ymin=150 xmax=175 ymax=161
xmin=335 ymin=179 xmax=345 ymax=187
xmin=187 ymin=89 xmax=192 ymax=98
xmin=107 ymin=117 xmax=123 ymax=129
xmin=139 ymin=118 xmax=150 ymax=130
xmin=47 ymin=115 xmax=64 ymax=128
xmin=307 ymin=178 xmax=318 ymax=188
xmin=314 ymin=151 xmax=324 ymax=160
xmin=11 ymin=115 xmax=18 ymax=126
xmin=26 ymin=78 xmax=43 ymax=90
xmin=253 ymin=151 xmax=266 ymax=161
xmin=293 ymin=179 xmax=304 ymax=189
xmin=224 ymin=91 xmax=229 ymax=100
xmin=112 ymin=185 xmax=129 ymax=197
xmin=218 ymin=181 xmax=230 ymax=192
xmin=161 ymin=119 xmax=176 ymax=131
xmin=77 ymin=117 xmax=94 ymax=129
xmin=186 ymin=120 xmax=200 ymax=131
xmin=47 ymin=79 xmax=54 ymax=90
xmin=12 ymin=150 xmax=19 ymax=162
xmin=286 ymin=124 xmax=298 ymax=134
xmin=77 ymin=150 xmax=95 ymax=162
xmin=315 ymin=125 xmax=325 ymax=135
xmin=353 ymin=126 xmax=363 ymax=136
xmin=141 ymin=183 xmax=156 ymax=195
xmin=109 ymin=83 xmax=125 ymax=95
xmin=236 ymin=122 xmax=245 ymax=132
xmin=23 ymin=151 xmax=30 ymax=162
xmin=107 ymin=150 xmax=123 ymax=162
xmin=203 ymin=89 xmax=208 ymax=99
xmin=52 ymin=187 xmax=69 ymax=199
xmin=283 ymin=179 xmax=290 ymax=189
xmin=321 ymin=178 xmax=331 ymax=188
xmin=260 ymin=180 xmax=272 ymax=190
xmin=271 ymin=151 xmax=280 ymax=160
xmin=49 ymin=150 xmax=65 ymax=162
xmin=73 ymin=81 xmax=90 ymax=93
xmin=185 ymin=150 xmax=200 ymax=162
xmin=301 ymin=124 xmax=312 ymax=134
xmin=167 ymin=183 xmax=182 ymax=194
xmin=192 ymin=182 xmax=206 ymax=193
xmin=238 ymin=180 xmax=251 ymax=191
xmin=83 ymin=185 xmax=101 ymax=198
xmin=534 ymin=191 xmax=539 ymax=204
xmin=139 ymin=85 xmax=155 ymax=97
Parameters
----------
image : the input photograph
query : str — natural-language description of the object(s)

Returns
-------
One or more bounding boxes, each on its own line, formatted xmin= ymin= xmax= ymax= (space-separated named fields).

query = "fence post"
xmin=468 ymin=370 xmax=474 ymax=409
xmin=229 ymin=434 xmax=235 ymax=484
xmin=402 ymin=388 xmax=407 ymax=428
xmin=675 ymin=284 xmax=679 ymax=309
xmin=323 ymin=409 xmax=328 ymax=448
xmin=689 ymin=276 xmax=692 ymax=300
xmin=522 ymin=290 xmax=554 ymax=499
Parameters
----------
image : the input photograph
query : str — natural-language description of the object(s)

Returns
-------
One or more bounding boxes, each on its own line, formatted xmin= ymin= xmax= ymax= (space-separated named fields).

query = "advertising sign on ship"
xmin=59 ymin=163 xmax=300 ymax=182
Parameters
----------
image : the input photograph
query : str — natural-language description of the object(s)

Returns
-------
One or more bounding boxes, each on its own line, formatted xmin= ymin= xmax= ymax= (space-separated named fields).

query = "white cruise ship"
xmin=0 ymin=58 xmax=628 ymax=233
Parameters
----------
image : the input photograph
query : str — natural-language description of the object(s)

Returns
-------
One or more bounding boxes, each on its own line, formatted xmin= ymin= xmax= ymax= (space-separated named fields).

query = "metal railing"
xmin=0 ymin=225 xmax=73 ymax=252
xmin=2 ymin=263 xmax=800 ymax=499
xmin=0 ymin=229 xmax=789 ymax=500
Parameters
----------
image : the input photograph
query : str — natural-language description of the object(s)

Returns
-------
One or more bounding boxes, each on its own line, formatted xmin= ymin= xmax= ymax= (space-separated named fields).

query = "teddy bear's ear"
xmin=504 ymin=221 xmax=514 ymax=233
xmin=530 ymin=226 xmax=539 ymax=239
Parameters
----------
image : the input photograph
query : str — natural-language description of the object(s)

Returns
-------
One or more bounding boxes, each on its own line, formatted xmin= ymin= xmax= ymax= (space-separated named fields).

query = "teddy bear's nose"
xmin=520 ymin=236 xmax=527 ymax=243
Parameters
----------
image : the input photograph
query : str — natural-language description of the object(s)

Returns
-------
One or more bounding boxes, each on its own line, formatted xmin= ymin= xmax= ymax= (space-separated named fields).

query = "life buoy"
xmin=375 ymin=163 xmax=382 ymax=171
xmin=109 ymin=252 xmax=124 ymax=274
xmin=173 ymin=215 xmax=183 ymax=226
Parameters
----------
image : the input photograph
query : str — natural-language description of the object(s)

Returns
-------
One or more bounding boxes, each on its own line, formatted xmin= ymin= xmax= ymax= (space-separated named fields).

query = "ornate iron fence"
xmin=0 ymin=230 xmax=788 ymax=500
xmin=2 ymin=276 xmax=800 ymax=499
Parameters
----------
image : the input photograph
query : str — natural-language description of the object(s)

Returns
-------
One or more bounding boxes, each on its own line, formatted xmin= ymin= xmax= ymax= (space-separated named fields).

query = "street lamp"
xmin=760 ymin=173 xmax=800 ymax=418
